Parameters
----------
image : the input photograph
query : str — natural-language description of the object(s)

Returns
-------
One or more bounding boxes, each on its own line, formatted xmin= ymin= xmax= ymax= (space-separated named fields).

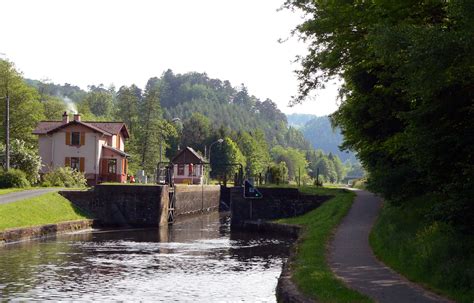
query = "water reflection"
xmin=0 ymin=212 xmax=292 ymax=302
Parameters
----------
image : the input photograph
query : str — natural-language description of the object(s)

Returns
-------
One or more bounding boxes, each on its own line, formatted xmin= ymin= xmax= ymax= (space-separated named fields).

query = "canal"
xmin=0 ymin=212 xmax=293 ymax=301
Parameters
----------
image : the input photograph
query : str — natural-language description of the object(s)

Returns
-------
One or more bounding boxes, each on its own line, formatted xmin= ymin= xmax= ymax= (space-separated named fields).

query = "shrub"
xmin=42 ymin=167 xmax=87 ymax=188
xmin=0 ymin=169 xmax=30 ymax=188
xmin=0 ymin=139 xmax=42 ymax=184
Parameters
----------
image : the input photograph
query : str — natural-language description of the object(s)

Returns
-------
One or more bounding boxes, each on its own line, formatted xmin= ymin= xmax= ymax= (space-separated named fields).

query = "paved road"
xmin=328 ymin=190 xmax=451 ymax=303
xmin=0 ymin=188 xmax=62 ymax=205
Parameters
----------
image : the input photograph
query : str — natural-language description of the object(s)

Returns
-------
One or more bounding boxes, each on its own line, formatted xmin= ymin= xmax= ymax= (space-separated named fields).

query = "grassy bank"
xmin=278 ymin=186 xmax=372 ymax=303
xmin=0 ymin=192 xmax=90 ymax=231
xmin=370 ymin=197 xmax=474 ymax=303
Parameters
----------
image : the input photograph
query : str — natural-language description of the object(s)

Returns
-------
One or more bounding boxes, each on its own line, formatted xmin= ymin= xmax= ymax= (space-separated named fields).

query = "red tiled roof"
xmin=102 ymin=145 xmax=130 ymax=157
xmin=33 ymin=120 xmax=129 ymax=138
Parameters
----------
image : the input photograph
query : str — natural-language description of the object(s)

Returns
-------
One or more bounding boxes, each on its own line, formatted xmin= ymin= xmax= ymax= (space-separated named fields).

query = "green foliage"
xmin=285 ymin=0 xmax=474 ymax=231
xmin=279 ymin=187 xmax=371 ymax=302
xmin=42 ymin=96 xmax=67 ymax=120
xmin=267 ymin=161 xmax=288 ymax=185
xmin=182 ymin=112 xmax=211 ymax=153
xmin=270 ymin=145 xmax=307 ymax=180
xmin=236 ymin=130 xmax=270 ymax=177
xmin=211 ymin=137 xmax=245 ymax=183
xmin=115 ymin=84 xmax=141 ymax=134
xmin=0 ymin=168 xmax=30 ymax=188
xmin=0 ymin=139 xmax=42 ymax=184
xmin=371 ymin=198 xmax=474 ymax=302
xmin=0 ymin=59 xmax=44 ymax=146
xmin=42 ymin=167 xmax=87 ymax=188
xmin=81 ymin=86 xmax=114 ymax=118
xmin=0 ymin=192 xmax=90 ymax=231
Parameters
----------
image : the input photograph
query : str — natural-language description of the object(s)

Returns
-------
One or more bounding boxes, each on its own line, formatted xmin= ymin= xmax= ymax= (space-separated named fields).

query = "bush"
xmin=42 ymin=167 xmax=87 ymax=188
xmin=0 ymin=169 xmax=30 ymax=188
xmin=0 ymin=139 xmax=42 ymax=184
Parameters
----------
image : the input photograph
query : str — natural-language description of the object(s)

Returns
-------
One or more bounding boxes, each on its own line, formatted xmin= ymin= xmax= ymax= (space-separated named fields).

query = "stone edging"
xmin=238 ymin=221 xmax=315 ymax=303
xmin=0 ymin=219 xmax=96 ymax=246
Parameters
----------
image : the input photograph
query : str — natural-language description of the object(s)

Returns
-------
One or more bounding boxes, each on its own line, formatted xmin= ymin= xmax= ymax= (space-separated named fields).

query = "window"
xmin=70 ymin=157 xmax=80 ymax=171
xmin=108 ymin=159 xmax=117 ymax=174
xmin=177 ymin=164 xmax=185 ymax=176
xmin=71 ymin=132 xmax=80 ymax=145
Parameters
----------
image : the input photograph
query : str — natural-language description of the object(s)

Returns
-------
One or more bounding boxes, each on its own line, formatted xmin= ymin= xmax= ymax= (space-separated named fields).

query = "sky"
xmin=1 ymin=0 xmax=340 ymax=116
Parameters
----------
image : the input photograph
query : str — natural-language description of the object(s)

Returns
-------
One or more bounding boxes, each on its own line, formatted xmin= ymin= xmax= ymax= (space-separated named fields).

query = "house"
xmin=33 ymin=112 xmax=130 ymax=185
xmin=171 ymin=147 xmax=206 ymax=185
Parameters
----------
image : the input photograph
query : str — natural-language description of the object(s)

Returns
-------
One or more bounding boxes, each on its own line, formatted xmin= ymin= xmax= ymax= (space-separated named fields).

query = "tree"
xmin=82 ymin=86 xmax=114 ymax=118
xmin=181 ymin=112 xmax=211 ymax=153
xmin=115 ymin=85 xmax=141 ymax=134
xmin=42 ymin=96 xmax=66 ymax=120
xmin=270 ymin=145 xmax=308 ymax=181
xmin=0 ymin=139 xmax=42 ymax=184
xmin=285 ymin=0 xmax=474 ymax=230
xmin=211 ymin=137 xmax=245 ymax=184
xmin=0 ymin=59 xmax=44 ymax=146
xmin=137 ymin=78 xmax=165 ymax=173
xmin=236 ymin=130 xmax=270 ymax=178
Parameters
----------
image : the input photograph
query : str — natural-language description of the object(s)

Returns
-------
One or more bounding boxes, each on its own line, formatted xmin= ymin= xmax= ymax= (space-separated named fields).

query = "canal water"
xmin=0 ymin=212 xmax=293 ymax=302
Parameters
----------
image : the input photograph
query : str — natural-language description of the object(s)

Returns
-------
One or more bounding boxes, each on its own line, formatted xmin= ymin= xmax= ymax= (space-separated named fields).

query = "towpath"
xmin=0 ymin=188 xmax=62 ymax=205
xmin=328 ymin=189 xmax=451 ymax=303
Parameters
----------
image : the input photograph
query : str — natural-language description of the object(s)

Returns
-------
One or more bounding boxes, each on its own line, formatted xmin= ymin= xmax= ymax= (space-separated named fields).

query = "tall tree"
xmin=0 ymin=59 xmax=44 ymax=146
xmin=285 ymin=0 xmax=474 ymax=230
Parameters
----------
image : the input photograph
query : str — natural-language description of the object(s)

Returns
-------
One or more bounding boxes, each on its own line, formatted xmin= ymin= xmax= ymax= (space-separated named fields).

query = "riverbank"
xmin=277 ymin=187 xmax=371 ymax=302
xmin=0 ymin=192 xmax=91 ymax=232
xmin=370 ymin=197 xmax=474 ymax=303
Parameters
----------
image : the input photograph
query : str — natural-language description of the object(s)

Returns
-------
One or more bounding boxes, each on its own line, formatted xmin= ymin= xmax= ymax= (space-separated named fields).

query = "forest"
xmin=1 ymin=60 xmax=361 ymax=185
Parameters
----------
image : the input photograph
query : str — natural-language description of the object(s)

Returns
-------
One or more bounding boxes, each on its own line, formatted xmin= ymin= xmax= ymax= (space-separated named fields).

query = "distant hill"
xmin=287 ymin=114 xmax=358 ymax=163
xmin=286 ymin=113 xmax=317 ymax=129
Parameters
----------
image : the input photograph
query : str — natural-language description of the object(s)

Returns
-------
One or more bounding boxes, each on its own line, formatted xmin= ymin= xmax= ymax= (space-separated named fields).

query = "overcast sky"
xmin=1 ymin=0 xmax=340 ymax=116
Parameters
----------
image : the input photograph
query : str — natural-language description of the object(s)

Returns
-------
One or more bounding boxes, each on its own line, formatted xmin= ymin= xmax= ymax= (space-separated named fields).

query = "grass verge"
xmin=0 ymin=192 xmax=90 ymax=232
xmin=370 ymin=197 xmax=474 ymax=303
xmin=0 ymin=188 xmax=30 ymax=195
xmin=278 ymin=186 xmax=372 ymax=303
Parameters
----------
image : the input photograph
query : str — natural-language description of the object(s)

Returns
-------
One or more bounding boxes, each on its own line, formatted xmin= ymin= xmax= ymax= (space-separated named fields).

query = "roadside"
xmin=278 ymin=186 xmax=372 ymax=302
xmin=329 ymin=190 xmax=451 ymax=303
xmin=0 ymin=188 xmax=64 ymax=205
xmin=0 ymin=192 xmax=90 ymax=232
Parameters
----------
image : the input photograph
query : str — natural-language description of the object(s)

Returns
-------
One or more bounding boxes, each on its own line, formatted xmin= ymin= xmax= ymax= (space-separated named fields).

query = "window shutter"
xmin=65 ymin=157 xmax=70 ymax=167
xmin=79 ymin=157 xmax=85 ymax=172
xmin=122 ymin=159 xmax=125 ymax=174
xmin=65 ymin=132 xmax=71 ymax=145
xmin=116 ymin=135 xmax=120 ymax=149
xmin=80 ymin=132 xmax=85 ymax=146
xmin=125 ymin=158 xmax=128 ymax=174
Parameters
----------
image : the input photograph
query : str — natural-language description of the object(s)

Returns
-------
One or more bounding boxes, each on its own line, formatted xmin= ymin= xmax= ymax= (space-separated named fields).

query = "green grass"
xmin=0 ymin=188 xmax=30 ymax=195
xmin=0 ymin=192 xmax=91 ymax=232
xmin=370 ymin=197 xmax=474 ymax=303
xmin=278 ymin=186 xmax=372 ymax=303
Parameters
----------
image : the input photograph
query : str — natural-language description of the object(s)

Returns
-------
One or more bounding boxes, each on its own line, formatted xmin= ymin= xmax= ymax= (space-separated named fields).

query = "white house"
xmin=33 ymin=112 xmax=130 ymax=185
xmin=171 ymin=147 xmax=206 ymax=185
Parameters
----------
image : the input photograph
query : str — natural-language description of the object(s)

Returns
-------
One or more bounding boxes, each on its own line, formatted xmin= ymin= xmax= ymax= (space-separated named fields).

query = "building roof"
xmin=102 ymin=145 xmax=130 ymax=157
xmin=171 ymin=146 xmax=207 ymax=164
xmin=33 ymin=120 xmax=130 ymax=138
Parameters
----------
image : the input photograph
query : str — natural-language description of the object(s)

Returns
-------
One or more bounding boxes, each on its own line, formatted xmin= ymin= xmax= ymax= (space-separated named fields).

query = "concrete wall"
xmin=230 ymin=187 xmax=330 ymax=228
xmin=174 ymin=185 xmax=220 ymax=216
xmin=60 ymin=184 xmax=221 ymax=226
xmin=61 ymin=185 xmax=169 ymax=227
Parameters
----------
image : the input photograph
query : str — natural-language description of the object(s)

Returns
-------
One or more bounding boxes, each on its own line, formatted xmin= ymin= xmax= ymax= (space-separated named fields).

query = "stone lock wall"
xmin=61 ymin=185 xmax=169 ymax=227
xmin=174 ymin=185 xmax=221 ymax=216
xmin=230 ymin=187 xmax=330 ymax=228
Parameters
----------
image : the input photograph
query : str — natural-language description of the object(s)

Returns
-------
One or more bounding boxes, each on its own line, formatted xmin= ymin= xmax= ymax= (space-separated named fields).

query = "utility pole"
xmin=5 ymin=92 xmax=9 ymax=170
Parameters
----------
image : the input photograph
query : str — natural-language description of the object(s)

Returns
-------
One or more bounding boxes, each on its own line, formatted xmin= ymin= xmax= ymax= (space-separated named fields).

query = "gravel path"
xmin=328 ymin=190 xmax=451 ymax=303
xmin=0 ymin=188 xmax=62 ymax=205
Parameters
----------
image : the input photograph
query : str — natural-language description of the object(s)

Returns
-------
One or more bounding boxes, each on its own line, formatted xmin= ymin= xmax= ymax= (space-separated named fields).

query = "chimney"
xmin=73 ymin=114 xmax=81 ymax=122
xmin=62 ymin=112 xmax=69 ymax=124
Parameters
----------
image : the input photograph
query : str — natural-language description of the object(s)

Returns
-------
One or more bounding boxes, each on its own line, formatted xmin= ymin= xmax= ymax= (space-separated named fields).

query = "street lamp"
xmin=208 ymin=138 xmax=223 ymax=166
